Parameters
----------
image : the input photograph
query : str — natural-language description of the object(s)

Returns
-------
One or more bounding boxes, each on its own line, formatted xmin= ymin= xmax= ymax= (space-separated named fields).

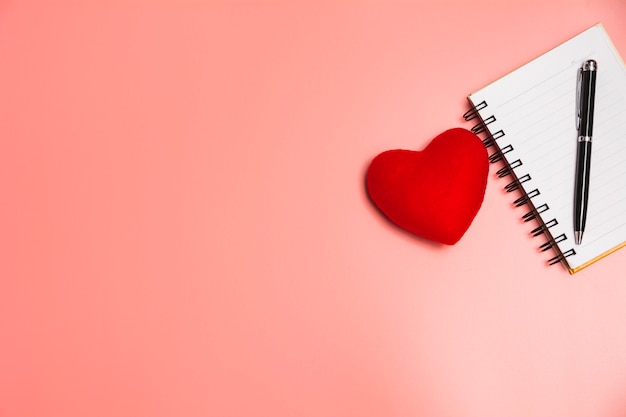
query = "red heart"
xmin=366 ymin=128 xmax=489 ymax=245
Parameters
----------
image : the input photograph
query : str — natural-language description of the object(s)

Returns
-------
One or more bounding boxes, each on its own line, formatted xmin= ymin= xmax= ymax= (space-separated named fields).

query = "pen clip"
xmin=576 ymin=66 xmax=582 ymax=130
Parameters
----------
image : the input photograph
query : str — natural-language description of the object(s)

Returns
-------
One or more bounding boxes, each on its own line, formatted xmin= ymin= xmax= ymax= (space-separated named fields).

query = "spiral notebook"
xmin=464 ymin=24 xmax=626 ymax=274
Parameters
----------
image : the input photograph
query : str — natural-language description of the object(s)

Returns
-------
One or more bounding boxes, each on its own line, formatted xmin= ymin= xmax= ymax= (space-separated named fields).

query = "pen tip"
xmin=575 ymin=231 xmax=583 ymax=245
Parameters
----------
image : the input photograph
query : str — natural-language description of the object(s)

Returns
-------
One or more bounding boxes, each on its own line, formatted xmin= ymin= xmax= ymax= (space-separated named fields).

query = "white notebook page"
xmin=469 ymin=24 xmax=626 ymax=273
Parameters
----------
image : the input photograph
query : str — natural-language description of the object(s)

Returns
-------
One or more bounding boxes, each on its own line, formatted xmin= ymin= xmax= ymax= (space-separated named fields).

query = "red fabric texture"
xmin=366 ymin=128 xmax=489 ymax=245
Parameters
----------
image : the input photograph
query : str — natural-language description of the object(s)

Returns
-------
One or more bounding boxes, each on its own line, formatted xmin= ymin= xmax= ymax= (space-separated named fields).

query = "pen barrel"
xmin=578 ymin=67 xmax=597 ymax=137
xmin=574 ymin=141 xmax=592 ymax=232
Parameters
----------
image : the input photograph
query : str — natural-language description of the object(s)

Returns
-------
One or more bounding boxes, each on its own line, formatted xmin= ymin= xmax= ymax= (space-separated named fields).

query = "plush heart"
xmin=366 ymin=128 xmax=489 ymax=245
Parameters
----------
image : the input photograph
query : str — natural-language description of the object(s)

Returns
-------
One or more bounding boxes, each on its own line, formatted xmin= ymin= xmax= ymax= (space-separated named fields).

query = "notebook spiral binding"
xmin=463 ymin=101 xmax=576 ymax=267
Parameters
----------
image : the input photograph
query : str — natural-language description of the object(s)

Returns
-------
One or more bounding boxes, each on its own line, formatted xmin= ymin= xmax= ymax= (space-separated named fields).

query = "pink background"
xmin=2 ymin=1 xmax=626 ymax=416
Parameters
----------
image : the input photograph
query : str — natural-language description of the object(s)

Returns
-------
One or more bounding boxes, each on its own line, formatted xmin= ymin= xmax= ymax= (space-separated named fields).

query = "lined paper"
xmin=469 ymin=24 xmax=626 ymax=273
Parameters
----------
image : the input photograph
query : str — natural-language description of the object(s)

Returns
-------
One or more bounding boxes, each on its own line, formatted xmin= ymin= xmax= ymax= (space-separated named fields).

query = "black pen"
xmin=574 ymin=59 xmax=597 ymax=245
